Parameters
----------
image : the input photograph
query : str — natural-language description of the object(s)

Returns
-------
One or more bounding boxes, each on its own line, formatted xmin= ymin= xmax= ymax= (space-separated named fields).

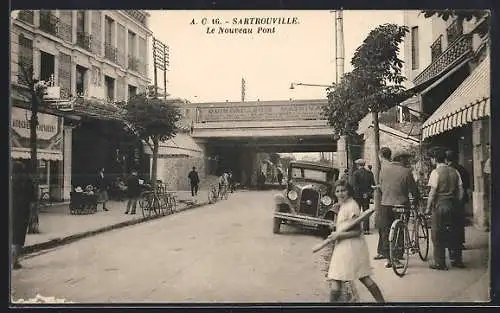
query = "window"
xmin=76 ymin=65 xmax=87 ymax=96
xmin=76 ymin=11 xmax=86 ymax=33
xmin=128 ymin=85 xmax=137 ymax=98
xmin=128 ymin=31 xmax=136 ymax=57
xmin=411 ymin=26 xmax=419 ymax=70
xmin=17 ymin=34 xmax=33 ymax=85
xmin=105 ymin=16 xmax=114 ymax=46
xmin=431 ymin=35 xmax=443 ymax=62
xmin=40 ymin=51 xmax=55 ymax=82
xmin=105 ymin=75 xmax=115 ymax=101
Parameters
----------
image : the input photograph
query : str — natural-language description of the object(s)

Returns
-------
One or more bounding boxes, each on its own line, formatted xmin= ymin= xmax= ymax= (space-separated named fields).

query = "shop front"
xmin=10 ymin=106 xmax=65 ymax=202
xmin=421 ymin=54 xmax=490 ymax=229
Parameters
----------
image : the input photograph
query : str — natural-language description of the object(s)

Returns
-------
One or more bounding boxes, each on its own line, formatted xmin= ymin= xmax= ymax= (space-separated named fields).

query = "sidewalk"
xmin=22 ymin=190 xmax=209 ymax=255
xmin=353 ymin=225 xmax=490 ymax=302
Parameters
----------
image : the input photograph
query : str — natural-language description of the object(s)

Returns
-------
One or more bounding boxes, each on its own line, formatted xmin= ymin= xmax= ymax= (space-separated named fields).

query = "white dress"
xmin=327 ymin=198 xmax=372 ymax=281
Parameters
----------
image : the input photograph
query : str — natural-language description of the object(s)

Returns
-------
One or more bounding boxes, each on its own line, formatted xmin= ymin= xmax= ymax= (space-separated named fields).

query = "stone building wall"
xmin=156 ymin=156 xmax=205 ymax=191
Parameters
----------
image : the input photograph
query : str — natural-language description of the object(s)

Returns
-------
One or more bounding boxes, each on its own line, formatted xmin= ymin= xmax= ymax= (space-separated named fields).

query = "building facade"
xmin=10 ymin=10 xmax=152 ymax=201
xmin=401 ymin=10 xmax=490 ymax=229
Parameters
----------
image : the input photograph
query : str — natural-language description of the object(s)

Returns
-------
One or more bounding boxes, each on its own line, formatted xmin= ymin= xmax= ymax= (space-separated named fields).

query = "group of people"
xmin=322 ymin=146 xmax=470 ymax=303
xmin=188 ymin=167 xmax=235 ymax=199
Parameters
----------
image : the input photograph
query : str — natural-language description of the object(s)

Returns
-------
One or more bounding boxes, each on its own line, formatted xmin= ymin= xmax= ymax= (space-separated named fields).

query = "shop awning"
xmin=144 ymin=133 xmax=203 ymax=157
xmin=11 ymin=148 xmax=63 ymax=161
xmin=422 ymin=55 xmax=490 ymax=140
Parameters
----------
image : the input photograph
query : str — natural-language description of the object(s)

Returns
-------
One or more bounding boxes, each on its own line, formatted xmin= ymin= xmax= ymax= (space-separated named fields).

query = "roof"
xmin=422 ymin=55 xmax=490 ymax=140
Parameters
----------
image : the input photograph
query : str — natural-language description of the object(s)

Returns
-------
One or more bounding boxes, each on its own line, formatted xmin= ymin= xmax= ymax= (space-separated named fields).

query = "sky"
xmin=147 ymin=10 xmax=404 ymax=103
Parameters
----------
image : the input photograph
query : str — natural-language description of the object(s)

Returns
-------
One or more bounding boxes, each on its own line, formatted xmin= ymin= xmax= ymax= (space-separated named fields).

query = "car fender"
xmin=274 ymin=193 xmax=292 ymax=212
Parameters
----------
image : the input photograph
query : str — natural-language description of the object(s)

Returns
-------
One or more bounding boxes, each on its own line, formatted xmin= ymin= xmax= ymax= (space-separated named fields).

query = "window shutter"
xmin=58 ymin=11 xmax=73 ymax=43
xmin=91 ymin=65 xmax=102 ymax=86
xmin=58 ymin=53 xmax=72 ymax=99
xmin=116 ymin=76 xmax=126 ymax=102
xmin=138 ymin=36 xmax=147 ymax=75
xmin=91 ymin=11 xmax=101 ymax=55
xmin=17 ymin=35 xmax=33 ymax=85
xmin=117 ymin=23 xmax=126 ymax=67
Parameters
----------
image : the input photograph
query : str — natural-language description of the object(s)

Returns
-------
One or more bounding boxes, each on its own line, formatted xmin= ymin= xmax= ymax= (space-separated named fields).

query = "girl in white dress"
xmin=326 ymin=179 xmax=385 ymax=302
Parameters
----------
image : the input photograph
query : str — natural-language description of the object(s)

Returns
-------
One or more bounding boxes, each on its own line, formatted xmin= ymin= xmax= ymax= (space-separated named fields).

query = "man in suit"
xmin=378 ymin=149 xmax=419 ymax=268
xmin=352 ymin=159 xmax=376 ymax=234
xmin=188 ymin=166 xmax=200 ymax=197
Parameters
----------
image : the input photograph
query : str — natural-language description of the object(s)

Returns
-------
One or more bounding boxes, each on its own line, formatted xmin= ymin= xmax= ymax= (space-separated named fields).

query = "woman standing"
xmin=96 ymin=168 xmax=109 ymax=211
xmin=326 ymin=179 xmax=385 ymax=303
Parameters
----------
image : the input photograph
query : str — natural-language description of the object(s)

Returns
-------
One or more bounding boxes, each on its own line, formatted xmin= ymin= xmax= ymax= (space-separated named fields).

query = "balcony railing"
xmin=431 ymin=35 xmax=443 ymax=62
xmin=123 ymin=10 xmax=148 ymax=27
xmin=128 ymin=55 xmax=139 ymax=71
xmin=16 ymin=10 xmax=34 ymax=24
xmin=104 ymin=43 xmax=118 ymax=63
xmin=39 ymin=12 xmax=59 ymax=36
xmin=413 ymin=34 xmax=472 ymax=86
xmin=76 ymin=31 xmax=92 ymax=51
xmin=447 ymin=18 xmax=464 ymax=46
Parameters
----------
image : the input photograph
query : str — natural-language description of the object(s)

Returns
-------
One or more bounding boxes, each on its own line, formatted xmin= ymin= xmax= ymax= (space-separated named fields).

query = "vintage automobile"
xmin=273 ymin=161 xmax=340 ymax=236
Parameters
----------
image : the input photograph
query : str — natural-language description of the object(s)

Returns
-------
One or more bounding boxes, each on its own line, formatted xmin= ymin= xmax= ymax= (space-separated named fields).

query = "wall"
xmin=361 ymin=127 xmax=418 ymax=170
xmin=156 ymin=156 xmax=206 ymax=191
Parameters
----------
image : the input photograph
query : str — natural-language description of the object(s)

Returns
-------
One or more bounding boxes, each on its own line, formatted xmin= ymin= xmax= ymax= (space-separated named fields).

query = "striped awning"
xmin=422 ymin=55 xmax=490 ymax=140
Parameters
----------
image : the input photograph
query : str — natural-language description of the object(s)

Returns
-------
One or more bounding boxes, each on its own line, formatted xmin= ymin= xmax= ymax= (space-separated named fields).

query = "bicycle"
xmin=139 ymin=190 xmax=165 ymax=218
xmin=219 ymin=184 xmax=229 ymax=200
xmin=388 ymin=201 xmax=430 ymax=277
xmin=208 ymin=184 xmax=220 ymax=204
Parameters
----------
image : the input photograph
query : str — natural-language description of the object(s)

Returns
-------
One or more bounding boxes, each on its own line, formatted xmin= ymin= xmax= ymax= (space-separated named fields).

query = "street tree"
xmin=124 ymin=93 xmax=181 ymax=191
xmin=422 ymin=10 xmax=490 ymax=37
xmin=324 ymin=23 xmax=411 ymax=211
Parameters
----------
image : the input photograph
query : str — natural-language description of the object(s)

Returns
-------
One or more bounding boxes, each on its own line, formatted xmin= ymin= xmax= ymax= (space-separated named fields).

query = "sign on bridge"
xmin=197 ymin=102 xmax=326 ymax=122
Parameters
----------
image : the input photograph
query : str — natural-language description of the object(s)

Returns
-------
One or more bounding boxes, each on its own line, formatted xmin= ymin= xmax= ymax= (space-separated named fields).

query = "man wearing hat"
xmin=378 ymin=148 xmax=419 ymax=268
xmin=352 ymin=158 xmax=375 ymax=234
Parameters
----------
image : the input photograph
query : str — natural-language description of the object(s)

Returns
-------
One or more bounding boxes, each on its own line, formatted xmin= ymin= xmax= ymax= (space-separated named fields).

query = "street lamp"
xmin=289 ymin=82 xmax=333 ymax=90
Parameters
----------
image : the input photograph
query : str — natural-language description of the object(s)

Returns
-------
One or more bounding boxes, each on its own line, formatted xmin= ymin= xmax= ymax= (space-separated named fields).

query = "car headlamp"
xmin=287 ymin=190 xmax=298 ymax=201
xmin=320 ymin=195 xmax=333 ymax=206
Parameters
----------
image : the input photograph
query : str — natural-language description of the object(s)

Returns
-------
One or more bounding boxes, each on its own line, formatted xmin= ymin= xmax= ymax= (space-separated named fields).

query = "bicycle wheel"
xmin=416 ymin=215 xmax=430 ymax=261
xmin=158 ymin=194 xmax=168 ymax=216
xmin=208 ymin=186 xmax=216 ymax=204
xmin=169 ymin=194 xmax=177 ymax=213
xmin=389 ymin=220 xmax=410 ymax=277
xmin=140 ymin=195 xmax=152 ymax=218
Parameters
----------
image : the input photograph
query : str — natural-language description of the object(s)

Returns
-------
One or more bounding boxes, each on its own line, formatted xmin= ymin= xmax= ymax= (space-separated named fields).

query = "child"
xmin=325 ymin=179 xmax=385 ymax=303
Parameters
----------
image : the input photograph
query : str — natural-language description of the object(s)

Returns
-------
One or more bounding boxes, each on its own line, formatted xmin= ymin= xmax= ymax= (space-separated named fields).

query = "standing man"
xmin=96 ymin=168 xmax=109 ymax=211
xmin=188 ymin=166 xmax=200 ymax=197
xmin=352 ymin=159 xmax=375 ymax=234
xmin=11 ymin=160 xmax=34 ymax=269
xmin=426 ymin=148 xmax=464 ymax=270
xmin=125 ymin=170 xmax=141 ymax=215
xmin=445 ymin=150 xmax=470 ymax=254
xmin=378 ymin=149 xmax=419 ymax=268
xmin=374 ymin=147 xmax=392 ymax=260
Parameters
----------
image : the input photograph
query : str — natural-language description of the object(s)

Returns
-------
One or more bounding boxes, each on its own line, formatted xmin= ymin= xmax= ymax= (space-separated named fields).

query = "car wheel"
xmin=273 ymin=217 xmax=282 ymax=234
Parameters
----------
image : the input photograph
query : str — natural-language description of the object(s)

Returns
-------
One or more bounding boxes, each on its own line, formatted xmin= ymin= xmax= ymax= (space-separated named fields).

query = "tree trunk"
xmin=151 ymin=137 xmax=159 ymax=193
xmin=28 ymin=81 xmax=40 ymax=233
xmin=372 ymin=111 xmax=381 ymax=216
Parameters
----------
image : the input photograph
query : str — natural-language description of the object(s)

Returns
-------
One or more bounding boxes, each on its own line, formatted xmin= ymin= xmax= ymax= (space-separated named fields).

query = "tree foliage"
xmin=125 ymin=93 xmax=181 ymax=144
xmin=324 ymin=24 xmax=411 ymax=137
xmin=421 ymin=9 xmax=489 ymax=23
xmin=125 ymin=93 xmax=182 ymax=187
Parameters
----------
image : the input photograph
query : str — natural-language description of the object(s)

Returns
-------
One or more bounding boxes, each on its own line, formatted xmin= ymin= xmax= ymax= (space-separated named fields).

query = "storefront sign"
xmin=197 ymin=103 xmax=326 ymax=122
xmin=10 ymin=107 xmax=63 ymax=160
xmin=11 ymin=107 xmax=59 ymax=140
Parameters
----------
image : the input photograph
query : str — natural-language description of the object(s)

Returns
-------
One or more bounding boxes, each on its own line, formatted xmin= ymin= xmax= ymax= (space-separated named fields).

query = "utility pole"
xmin=241 ymin=78 xmax=246 ymax=102
xmin=334 ymin=9 xmax=348 ymax=172
xmin=153 ymin=37 xmax=169 ymax=99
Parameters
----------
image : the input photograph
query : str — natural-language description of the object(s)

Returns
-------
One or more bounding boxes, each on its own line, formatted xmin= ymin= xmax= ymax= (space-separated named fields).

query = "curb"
xmin=21 ymin=201 xmax=209 ymax=256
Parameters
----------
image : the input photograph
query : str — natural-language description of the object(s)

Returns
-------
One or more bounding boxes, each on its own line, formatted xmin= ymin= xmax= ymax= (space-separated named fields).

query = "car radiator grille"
xmin=299 ymin=188 xmax=320 ymax=216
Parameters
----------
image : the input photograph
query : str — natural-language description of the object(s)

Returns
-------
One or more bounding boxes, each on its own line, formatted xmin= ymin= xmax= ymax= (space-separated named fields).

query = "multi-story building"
xmin=401 ymin=10 xmax=490 ymax=229
xmin=10 ymin=10 xmax=152 ymax=201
